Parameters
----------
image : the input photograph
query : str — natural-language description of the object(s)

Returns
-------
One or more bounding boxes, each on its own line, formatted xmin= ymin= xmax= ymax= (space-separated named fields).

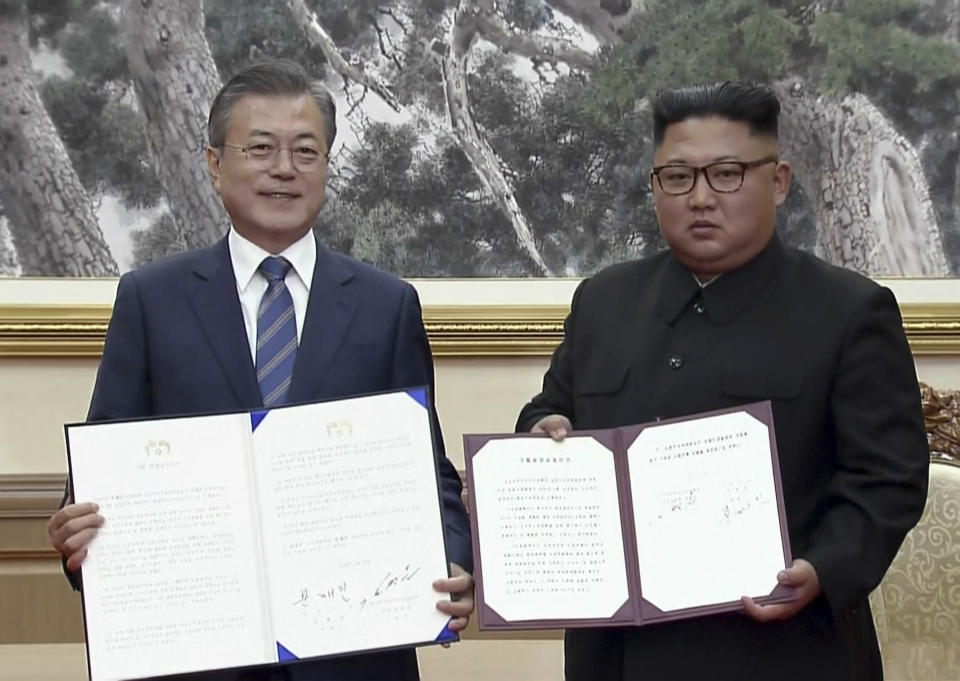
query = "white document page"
xmin=68 ymin=414 xmax=273 ymax=681
xmin=471 ymin=436 xmax=629 ymax=621
xmin=251 ymin=391 xmax=450 ymax=658
xmin=627 ymin=411 xmax=786 ymax=612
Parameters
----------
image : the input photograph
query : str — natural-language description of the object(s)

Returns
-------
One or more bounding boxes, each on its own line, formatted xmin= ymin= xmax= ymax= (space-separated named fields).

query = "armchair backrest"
xmin=869 ymin=459 xmax=960 ymax=679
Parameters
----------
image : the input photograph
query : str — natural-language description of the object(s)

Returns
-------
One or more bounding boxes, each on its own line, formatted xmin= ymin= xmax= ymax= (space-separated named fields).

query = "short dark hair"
xmin=207 ymin=59 xmax=337 ymax=151
xmin=652 ymin=82 xmax=780 ymax=146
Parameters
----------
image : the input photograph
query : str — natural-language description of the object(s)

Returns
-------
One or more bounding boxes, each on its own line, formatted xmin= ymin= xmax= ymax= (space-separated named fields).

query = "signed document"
xmin=66 ymin=388 xmax=452 ymax=681
xmin=464 ymin=401 xmax=794 ymax=630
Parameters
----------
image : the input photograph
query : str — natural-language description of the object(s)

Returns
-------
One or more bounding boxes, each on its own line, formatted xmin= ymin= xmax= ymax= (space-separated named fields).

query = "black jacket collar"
xmin=655 ymin=233 xmax=785 ymax=325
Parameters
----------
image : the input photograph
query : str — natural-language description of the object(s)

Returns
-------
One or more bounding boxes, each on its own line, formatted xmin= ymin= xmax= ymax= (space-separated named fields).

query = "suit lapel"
xmin=187 ymin=238 xmax=262 ymax=407
xmin=287 ymin=244 xmax=357 ymax=403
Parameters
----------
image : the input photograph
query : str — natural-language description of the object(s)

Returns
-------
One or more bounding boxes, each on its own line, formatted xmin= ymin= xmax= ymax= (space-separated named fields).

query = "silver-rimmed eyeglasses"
xmin=220 ymin=143 xmax=329 ymax=172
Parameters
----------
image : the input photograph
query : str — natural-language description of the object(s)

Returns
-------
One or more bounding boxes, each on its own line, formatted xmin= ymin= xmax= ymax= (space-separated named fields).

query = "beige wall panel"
xmin=0 ymin=640 xmax=566 ymax=681
xmin=0 ymin=359 xmax=97 ymax=475
xmin=0 ymin=353 xmax=956 ymax=475
xmin=0 ymin=565 xmax=83 ymax=643
xmin=916 ymin=356 xmax=960 ymax=389
xmin=434 ymin=356 xmax=549 ymax=469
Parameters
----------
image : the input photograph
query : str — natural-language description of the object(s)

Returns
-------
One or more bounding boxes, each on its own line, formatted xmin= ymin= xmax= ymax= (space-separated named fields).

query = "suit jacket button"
xmin=668 ymin=355 xmax=683 ymax=369
xmin=693 ymin=301 xmax=706 ymax=314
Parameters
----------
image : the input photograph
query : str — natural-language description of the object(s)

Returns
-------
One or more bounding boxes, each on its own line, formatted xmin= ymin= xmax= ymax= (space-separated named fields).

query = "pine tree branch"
xmin=286 ymin=0 xmax=403 ymax=113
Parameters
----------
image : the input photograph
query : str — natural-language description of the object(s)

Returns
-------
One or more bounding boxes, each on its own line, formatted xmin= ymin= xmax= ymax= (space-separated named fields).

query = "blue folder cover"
xmin=435 ymin=618 xmax=458 ymax=644
xmin=405 ymin=386 xmax=428 ymax=409
xmin=250 ymin=409 xmax=269 ymax=432
xmin=277 ymin=642 xmax=298 ymax=662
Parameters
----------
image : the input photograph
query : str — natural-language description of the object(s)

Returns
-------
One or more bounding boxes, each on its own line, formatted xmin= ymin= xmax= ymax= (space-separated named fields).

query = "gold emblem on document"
xmin=326 ymin=420 xmax=353 ymax=438
xmin=145 ymin=440 xmax=171 ymax=458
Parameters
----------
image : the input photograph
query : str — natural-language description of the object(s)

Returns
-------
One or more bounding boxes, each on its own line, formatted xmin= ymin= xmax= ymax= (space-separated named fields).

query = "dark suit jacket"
xmin=517 ymin=235 xmax=929 ymax=681
xmin=67 ymin=236 xmax=471 ymax=681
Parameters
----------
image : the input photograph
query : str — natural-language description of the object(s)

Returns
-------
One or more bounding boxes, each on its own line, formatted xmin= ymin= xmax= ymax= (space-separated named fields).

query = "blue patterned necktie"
xmin=256 ymin=256 xmax=298 ymax=406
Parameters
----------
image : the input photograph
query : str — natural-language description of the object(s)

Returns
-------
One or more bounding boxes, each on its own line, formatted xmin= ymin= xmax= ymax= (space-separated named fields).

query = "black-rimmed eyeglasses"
xmin=651 ymin=157 xmax=779 ymax=195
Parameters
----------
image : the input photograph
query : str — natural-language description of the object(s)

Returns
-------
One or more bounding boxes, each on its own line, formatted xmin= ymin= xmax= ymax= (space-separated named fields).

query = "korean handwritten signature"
xmin=292 ymin=564 xmax=422 ymax=613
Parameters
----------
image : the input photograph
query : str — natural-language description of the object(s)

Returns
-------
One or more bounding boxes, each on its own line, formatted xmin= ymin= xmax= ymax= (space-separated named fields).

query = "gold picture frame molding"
xmin=1 ymin=301 xmax=960 ymax=357
xmin=0 ymin=302 xmax=566 ymax=357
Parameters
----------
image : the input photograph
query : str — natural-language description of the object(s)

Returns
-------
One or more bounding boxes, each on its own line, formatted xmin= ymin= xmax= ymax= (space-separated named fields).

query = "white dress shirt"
xmin=228 ymin=227 xmax=316 ymax=363
xmin=693 ymin=272 xmax=720 ymax=288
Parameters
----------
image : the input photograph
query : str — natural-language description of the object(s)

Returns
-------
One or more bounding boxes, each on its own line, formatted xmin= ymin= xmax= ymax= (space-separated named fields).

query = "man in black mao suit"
xmin=517 ymin=82 xmax=929 ymax=681
xmin=48 ymin=59 xmax=473 ymax=681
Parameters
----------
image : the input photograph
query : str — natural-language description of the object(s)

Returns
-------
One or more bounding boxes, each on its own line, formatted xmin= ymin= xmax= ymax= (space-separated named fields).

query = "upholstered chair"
xmin=869 ymin=458 xmax=960 ymax=680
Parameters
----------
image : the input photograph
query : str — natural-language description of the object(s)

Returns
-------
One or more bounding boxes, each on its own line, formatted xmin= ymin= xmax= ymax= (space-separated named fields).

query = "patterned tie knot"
xmin=259 ymin=256 xmax=292 ymax=282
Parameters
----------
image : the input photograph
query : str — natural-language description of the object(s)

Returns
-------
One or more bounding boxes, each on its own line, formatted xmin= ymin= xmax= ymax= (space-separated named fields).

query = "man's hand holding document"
xmin=64 ymin=388 xmax=459 ymax=681
xmin=464 ymin=401 xmax=796 ymax=630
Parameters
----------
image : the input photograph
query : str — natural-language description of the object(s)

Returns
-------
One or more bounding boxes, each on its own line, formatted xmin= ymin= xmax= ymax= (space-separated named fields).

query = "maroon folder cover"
xmin=463 ymin=401 xmax=795 ymax=631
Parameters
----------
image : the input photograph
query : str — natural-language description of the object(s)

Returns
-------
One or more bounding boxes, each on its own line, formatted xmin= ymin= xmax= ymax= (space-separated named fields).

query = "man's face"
xmin=650 ymin=116 xmax=791 ymax=279
xmin=206 ymin=94 xmax=329 ymax=253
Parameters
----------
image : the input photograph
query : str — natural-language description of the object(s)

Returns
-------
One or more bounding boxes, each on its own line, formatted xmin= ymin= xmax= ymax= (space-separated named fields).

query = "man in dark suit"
xmin=517 ymin=81 xmax=929 ymax=681
xmin=47 ymin=59 xmax=473 ymax=681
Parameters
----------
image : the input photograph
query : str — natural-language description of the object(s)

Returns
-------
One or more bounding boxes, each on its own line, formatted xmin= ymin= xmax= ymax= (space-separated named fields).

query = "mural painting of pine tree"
xmin=1 ymin=0 xmax=957 ymax=277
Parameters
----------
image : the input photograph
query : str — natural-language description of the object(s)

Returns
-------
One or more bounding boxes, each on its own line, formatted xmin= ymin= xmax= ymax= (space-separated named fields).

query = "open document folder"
xmin=464 ymin=401 xmax=796 ymax=630
xmin=65 ymin=387 xmax=455 ymax=681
